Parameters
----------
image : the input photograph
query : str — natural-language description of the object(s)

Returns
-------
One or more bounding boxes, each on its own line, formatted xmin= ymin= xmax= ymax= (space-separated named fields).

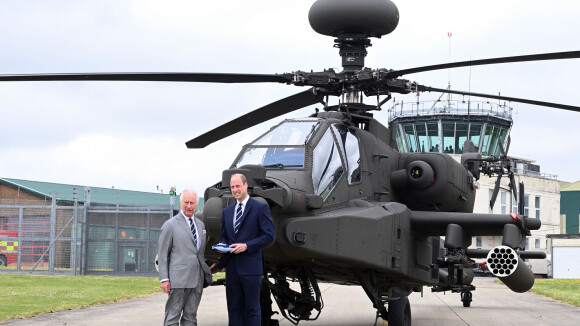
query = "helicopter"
xmin=1 ymin=0 xmax=580 ymax=325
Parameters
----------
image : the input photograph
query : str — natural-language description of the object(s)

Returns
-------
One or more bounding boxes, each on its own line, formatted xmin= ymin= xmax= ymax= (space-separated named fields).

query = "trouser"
xmin=225 ymin=262 xmax=262 ymax=326
xmin=164 ymin=281 xmax=204 ymax=326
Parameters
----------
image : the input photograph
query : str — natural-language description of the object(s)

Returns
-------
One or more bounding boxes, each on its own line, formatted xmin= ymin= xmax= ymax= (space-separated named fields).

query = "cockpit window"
xmin=331 ymin=124 xmax=361 ymax=184
xmin=237 ymin=147 xmax=305 ymax=168
xmin=236 ymin=120 xmax=319 ymax=169
xmin=254 ymin=120 xmax=319 ymax=146
xmin=312 ymin=128 xmax=344 ymax=198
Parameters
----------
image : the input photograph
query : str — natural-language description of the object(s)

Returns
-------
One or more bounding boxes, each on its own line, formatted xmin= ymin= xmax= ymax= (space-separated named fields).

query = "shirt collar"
xmin=181 ymin=211 xmax=195 ymax=221
xmin=237 ymin=195 xmax=249 ymax=207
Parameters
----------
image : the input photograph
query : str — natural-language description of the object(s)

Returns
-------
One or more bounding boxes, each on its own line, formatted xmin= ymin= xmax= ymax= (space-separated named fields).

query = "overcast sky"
xmin=1 ymin=0 xmax=579 ymax=197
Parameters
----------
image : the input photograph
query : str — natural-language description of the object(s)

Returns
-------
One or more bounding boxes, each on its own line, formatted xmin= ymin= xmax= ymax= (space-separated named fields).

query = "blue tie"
xmin=188 ymin=218 xmax=198 ymax=247
xmin=234 ymin=203 xmax=243 ymax=233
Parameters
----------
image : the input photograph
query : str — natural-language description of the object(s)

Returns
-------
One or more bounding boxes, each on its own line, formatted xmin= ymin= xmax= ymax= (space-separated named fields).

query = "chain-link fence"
xmin=0 ymin=188 xmax=175 ymax=276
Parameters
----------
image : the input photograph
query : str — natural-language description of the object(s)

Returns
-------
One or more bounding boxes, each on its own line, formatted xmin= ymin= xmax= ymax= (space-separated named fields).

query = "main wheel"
xmin=388 ymin=295 xmax=411 ymax=326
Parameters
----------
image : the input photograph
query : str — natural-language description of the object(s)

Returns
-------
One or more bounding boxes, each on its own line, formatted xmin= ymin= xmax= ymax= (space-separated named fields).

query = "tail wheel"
xmin=461 ymin=291 xmax=472 ymax=307
xmin=388 ymin=295 xmax=411 ymax=326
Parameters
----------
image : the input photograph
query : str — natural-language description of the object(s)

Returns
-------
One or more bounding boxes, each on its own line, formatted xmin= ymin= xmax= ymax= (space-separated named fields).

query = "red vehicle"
xmin=0 ymin=230 xmax=18 ymax=267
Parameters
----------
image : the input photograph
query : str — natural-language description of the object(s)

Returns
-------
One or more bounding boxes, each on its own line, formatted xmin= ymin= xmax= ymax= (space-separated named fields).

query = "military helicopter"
xmin=2 ymin=0 xmax=580 ymax=325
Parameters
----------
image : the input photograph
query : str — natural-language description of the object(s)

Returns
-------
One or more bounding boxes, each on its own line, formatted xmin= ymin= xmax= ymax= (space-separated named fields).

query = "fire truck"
xmin=0 ymin=230 xmax=18 ymax=267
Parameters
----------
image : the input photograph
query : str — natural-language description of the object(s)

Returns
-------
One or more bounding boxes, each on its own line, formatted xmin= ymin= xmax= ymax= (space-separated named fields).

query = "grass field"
xmin=529 ymin=279 xmax=580 ymax=307
xmin=0 ymin=273 xmax=225 ymax=321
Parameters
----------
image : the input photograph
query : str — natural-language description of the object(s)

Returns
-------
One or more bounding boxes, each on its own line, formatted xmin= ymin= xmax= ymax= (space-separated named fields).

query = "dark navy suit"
xmin=219 ymin=197 xmax=274 ymax=326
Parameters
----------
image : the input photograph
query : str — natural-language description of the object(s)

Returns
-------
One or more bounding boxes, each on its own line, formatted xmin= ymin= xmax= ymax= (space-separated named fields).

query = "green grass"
xmin=0 ymin=273 xmax=226 ymax=321
xmin=0 ymin=274 xmax=162 ymax=321
xmin=530 ymin=279 xmax=580 ymax=307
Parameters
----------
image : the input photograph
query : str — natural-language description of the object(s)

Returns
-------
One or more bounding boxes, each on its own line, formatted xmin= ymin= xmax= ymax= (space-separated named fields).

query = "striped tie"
xmin=188 ymin=218 xmax=198 ymax=247
xmin=234 ymin=203 xmax=243 ymax=233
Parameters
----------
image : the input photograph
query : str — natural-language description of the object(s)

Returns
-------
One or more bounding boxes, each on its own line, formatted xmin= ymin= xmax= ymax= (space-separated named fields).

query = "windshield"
xmin=254 ymin=120 xmax=319 ymax=146
xmin=237 ymin=147 xmax=306 ymax=168
xmin=236 ymin=120 xmax=319 ymax=169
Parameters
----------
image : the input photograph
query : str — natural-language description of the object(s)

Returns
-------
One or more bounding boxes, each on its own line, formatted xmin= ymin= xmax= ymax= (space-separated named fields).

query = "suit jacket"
xmin=157 ymin=212 xmax=212 ymax=288
xmin=219 ymin=197 xmax=275 ymax=275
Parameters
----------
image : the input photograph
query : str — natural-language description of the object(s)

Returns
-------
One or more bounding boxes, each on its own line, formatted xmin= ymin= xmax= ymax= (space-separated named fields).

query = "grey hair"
xmin=179 ymin=189 xmax=199 ymax=204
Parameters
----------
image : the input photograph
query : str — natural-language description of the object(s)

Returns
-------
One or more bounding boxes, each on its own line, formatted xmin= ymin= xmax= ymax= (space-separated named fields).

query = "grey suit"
xmin=158 ymin=212 xmax=212 ymax=326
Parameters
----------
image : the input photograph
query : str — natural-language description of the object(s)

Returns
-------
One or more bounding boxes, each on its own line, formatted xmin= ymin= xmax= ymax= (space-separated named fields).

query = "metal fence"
xmin=0 ymin=188 xmax=173 ymax=276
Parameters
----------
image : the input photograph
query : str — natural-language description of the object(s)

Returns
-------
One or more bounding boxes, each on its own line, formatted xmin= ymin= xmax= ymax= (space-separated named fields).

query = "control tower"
xmin=387 ymin=96 xmax=512 ymax=157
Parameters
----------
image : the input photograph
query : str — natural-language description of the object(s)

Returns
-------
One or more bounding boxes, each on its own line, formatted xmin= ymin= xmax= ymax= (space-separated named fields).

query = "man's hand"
xmin=161 ymin=281 xmax=171 ymax=293
xmin=230 ymin=243 xmax=248 ymax=254
xmin=216 ymin=242 xmax=230 ymax=253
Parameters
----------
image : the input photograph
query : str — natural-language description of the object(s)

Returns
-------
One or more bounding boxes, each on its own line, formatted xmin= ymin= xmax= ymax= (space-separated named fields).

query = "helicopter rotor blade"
xmin=0 ymin=72 xmax=293 ymax=84
xmin=186 ymin=88 xmax=324 ymax=148
xmin=498 ymin=136 xmax=507 ymax=158
xmin=489 ymin=169 xmax=504 ymax=210
xmin=386 ymin=50 xmax=580 ymax=79
xmin=509 ymin=172 xmax=518 ymax=204
xmin=416 ymin=85 xmax=580 ymax=113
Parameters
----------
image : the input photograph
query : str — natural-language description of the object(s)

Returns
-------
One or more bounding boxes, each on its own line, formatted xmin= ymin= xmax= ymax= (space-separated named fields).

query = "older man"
xmin=157 ymin=189 xmax=212 ymax=326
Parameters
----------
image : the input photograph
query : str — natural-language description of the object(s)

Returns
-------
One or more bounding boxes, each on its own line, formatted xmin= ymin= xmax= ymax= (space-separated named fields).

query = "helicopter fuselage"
xmin=202 ymin=110 xmax=479 ymax=288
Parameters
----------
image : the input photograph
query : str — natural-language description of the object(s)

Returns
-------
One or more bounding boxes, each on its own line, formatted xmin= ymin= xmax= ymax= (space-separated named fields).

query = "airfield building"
xmin=0 ymin=178 xmax=200 ymax=275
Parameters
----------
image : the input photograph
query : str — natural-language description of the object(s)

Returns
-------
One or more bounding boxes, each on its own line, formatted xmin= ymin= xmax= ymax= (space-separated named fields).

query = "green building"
xmin=561 ymin=181 xmax=580 ymax=234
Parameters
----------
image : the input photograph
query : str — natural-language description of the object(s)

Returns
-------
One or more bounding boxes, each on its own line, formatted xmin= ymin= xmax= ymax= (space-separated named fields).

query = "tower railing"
xmin=387 ymin=99 xmax=513 ymax=122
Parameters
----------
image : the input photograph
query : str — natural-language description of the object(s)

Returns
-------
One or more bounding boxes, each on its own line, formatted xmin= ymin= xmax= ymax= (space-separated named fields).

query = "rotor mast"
xmin=335 ymin=36 xmax=372 ymax=72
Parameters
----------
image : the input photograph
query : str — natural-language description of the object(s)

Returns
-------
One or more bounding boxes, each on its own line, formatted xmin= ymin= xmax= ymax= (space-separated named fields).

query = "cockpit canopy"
xmin=236 ymin=119 xmax=319 ymax=169
xmin=235 ymin=119 xmax=362 ymax=200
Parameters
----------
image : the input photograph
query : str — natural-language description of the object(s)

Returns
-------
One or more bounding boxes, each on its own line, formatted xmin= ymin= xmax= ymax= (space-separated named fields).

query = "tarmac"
xmin=1 ymin=277 xmax=580 ymax=326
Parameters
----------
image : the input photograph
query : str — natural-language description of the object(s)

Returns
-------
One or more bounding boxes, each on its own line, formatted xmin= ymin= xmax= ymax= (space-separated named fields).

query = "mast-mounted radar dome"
xmin=308 ymin=0 xmax=399 ymax=38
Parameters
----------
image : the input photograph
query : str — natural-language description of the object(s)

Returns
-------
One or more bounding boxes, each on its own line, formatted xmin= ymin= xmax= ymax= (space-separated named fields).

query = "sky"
xmin=1 ymin=0 xmax=579 ymax=196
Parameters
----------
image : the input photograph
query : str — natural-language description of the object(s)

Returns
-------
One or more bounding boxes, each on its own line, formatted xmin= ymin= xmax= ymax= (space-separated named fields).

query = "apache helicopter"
xmin=2 ymin=0 xmax=580 ymax=325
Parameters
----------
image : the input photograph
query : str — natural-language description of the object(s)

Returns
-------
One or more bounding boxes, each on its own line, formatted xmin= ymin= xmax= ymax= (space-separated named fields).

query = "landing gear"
xmin=261 ymin=278 xmax=280 ymax=326
xmin=388 ymin=296 xmax=411 ymax=326
xmin=262 ymin=267 xmax=323 ymax=325
xmin=357 ymin=271 xmax=413 ymax=326
xmin=461 ymin=291 xmax=472 ymax=307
